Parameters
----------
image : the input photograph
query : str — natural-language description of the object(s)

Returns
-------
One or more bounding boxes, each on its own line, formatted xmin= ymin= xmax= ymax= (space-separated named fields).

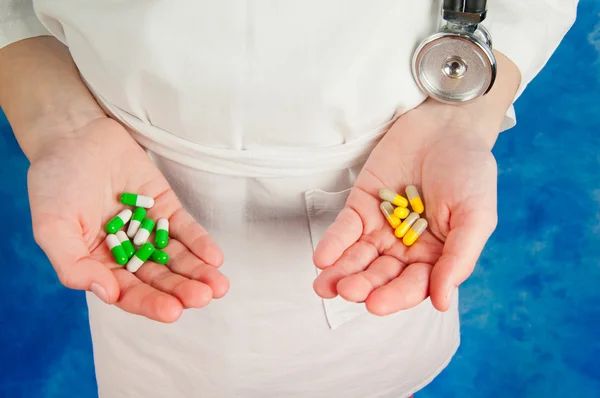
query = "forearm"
xmin=415 ymin=50 xmax=521 ymax=151
xmin=0 ymin=36 xmax=106 ymax=160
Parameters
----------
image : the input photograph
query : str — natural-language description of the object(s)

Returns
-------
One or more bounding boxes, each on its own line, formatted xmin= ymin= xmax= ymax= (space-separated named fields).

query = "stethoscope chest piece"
xmin=412 ymin=24 xmax=496 ymax=104
xmin=413 ymin=0 xmax=497 ymax=105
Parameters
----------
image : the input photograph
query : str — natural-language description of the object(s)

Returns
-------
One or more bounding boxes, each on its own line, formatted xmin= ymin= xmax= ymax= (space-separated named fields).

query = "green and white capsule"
xmin=105 ymin=234 xmax=127 ymax=265
xmin=116 ymin=230 xmax=135 ymax=259
xmin=105 ymin=209 xmax=133 ymax=234
xmin=120 ymin=193 xmax=154 ymax=209
xmin=133 ymin=218 xmax=155 ymax=246
xmin=127 ymin=207 xmax=147 ymax=238
xmin=126 ymin=243 xmax=155 ymax=273
xmin=150 ymin=249 xmax=169 ymax=265
xmin=155 ymin=218 xmax=169 ymax=249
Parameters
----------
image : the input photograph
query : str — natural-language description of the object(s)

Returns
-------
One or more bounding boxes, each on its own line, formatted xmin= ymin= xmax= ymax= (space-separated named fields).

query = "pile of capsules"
xmin=104 ymin=193 xmax=170 ymax=273
xmin=379 ymin=185 xmax=428 ymax=246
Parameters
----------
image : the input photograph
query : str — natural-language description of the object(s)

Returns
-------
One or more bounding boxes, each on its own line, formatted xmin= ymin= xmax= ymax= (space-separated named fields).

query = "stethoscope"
xmin=412 ymin=0 xmax=496 ymax=104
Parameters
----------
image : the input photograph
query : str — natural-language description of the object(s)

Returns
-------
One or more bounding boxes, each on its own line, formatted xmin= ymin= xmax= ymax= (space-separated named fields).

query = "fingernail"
xmin=446 ymin=285 xmax=456 ymax=302
xmin=90 ymin=283 xmax=109 ymax=304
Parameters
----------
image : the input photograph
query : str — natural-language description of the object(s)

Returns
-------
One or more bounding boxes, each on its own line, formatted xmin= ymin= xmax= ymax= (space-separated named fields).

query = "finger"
xmin=365 ymin=262 xmax=433 ymax=316
xmin=384 ymin=232 xmax=443 ymax=266
xmin=313 ymin=238 xmax=381 ymax=299
xmin=430 ymin=209 xmax=497 ymax=312
xmin=112 ymin=268 xmax=183 ymax=323
xmin=313 ymin=207 xmax=363 ymax=269
xmin=169 ymin=208 xmax=224 ymax=267
xmin=133 ymin=260 xmax=214 ymax=309
xmin=32 ymin=214 xmax=120 ymax=304
xmin=336 ymin=255 xmax=406 ymax=303
xmin=165 ymin=240 xmax=230 ymax=299
xmin=144 ymin=189 xmax=224 ymax=267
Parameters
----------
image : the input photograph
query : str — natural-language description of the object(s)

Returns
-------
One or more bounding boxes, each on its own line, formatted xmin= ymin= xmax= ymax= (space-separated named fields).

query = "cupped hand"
xmin=312 ymin=100 xmax=498 ymax=315
xmin=27 ymin=117 xmax=229 ymax=323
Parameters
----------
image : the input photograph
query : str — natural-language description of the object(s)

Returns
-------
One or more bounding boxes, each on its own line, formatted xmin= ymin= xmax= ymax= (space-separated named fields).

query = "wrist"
xmin=414 ymin=50 xmax=521 ymax=151
xmin=21 ymin=112 xmax=109 ymax=163
xmin=0 ymin=37 xmax=107 ymax=160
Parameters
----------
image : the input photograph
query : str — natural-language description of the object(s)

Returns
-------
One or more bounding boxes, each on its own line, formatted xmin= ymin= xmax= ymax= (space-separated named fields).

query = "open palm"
xmin=28 ymin=118 xmax=229 ymax=323
xmin=313 ymin=103 xmax=498 ymax=315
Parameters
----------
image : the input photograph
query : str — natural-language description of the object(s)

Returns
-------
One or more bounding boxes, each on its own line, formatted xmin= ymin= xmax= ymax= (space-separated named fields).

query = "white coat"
xmin=1 ymin=1 xmax=578 ymax=397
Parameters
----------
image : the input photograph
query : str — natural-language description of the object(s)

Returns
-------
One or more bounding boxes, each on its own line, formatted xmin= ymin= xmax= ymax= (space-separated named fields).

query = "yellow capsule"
xmin=380 ymin=201 xmax=401 ymax=229
xmin=393 ymin=206 xmax=410 ymax=220
xmin=394 ymin=212 xmax=420 ymax=239
xmin=406 ymin=185 xmax=424 ymax=214
xmin=379 ymin=188 xmax=408 ymax=208
xmin=402 ymin=218 xmax=428 ymax=247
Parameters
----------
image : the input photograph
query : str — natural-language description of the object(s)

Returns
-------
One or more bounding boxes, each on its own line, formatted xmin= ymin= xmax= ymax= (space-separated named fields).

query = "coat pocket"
xmin=305 ymin=188 xmax=369 ymax=330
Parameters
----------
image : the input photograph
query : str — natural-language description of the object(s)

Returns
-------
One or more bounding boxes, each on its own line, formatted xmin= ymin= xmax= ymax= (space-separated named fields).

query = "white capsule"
xmin=105 ymin=234 xmax=121 ymax=250
xmin=137 ymin=196 xmax=154 ymax=208
xmin=118 ymin=209 xmax=133 ymax=223
xmin=157 ymin=218 xmax=169 ymax=231
xmin=126 ymin=256 xmax=145 ymax=273
xmin=133 ymin=228 xmax=151 ymax=246
xmin=116 ymin=230 xmax=129 ymax=242
xmin=127 ymin=219 xmax=142 ymax=238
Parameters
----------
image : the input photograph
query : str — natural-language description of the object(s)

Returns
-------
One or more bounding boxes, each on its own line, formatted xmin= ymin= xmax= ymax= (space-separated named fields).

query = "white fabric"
xmin=0 ymin=1 xmax=578 ymax=397
xmin=0 ymin=0 xmax=48 ymax=48
xmin=482 ymin=0 xmax=579 ymax=101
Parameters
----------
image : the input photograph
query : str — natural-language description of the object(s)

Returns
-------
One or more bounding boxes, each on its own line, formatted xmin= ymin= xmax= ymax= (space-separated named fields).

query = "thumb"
xmin=429 ymin=208 xmax=497 ymax=311
xmin=313 ymin=207 xmax=363 ymax=269
xmin=32 ymin=214 xmax=120 ymax=304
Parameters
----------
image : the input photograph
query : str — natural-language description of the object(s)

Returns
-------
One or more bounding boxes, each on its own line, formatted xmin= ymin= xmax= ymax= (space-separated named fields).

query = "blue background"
xmin=1 ymin=3 xmax=599 ymax=397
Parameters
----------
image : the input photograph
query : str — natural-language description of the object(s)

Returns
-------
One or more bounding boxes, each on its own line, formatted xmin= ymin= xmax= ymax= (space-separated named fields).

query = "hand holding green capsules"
xmin=27 ymin=118 xmax=230 ymax=323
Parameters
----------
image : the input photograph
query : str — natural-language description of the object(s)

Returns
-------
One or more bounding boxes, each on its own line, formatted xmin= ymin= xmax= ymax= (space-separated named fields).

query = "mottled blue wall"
xmin=1 ymin=2 xmax=599 ymax=397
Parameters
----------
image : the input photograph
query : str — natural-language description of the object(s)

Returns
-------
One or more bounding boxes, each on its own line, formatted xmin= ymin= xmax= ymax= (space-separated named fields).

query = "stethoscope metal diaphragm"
xmin=412 ymin=25 xmax=497 ymax=104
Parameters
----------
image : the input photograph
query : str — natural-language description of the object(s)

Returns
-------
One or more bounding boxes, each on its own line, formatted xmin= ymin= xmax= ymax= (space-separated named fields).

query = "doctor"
xmin=0 ymin=1 xmax=578 ymax=397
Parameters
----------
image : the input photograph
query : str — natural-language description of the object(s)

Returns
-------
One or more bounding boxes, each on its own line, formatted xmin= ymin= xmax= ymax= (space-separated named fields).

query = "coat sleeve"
xmin=481 ymin=0 xmax=579 ymax=129
xmin=0 ymin=0 xmax=50 ymax=50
